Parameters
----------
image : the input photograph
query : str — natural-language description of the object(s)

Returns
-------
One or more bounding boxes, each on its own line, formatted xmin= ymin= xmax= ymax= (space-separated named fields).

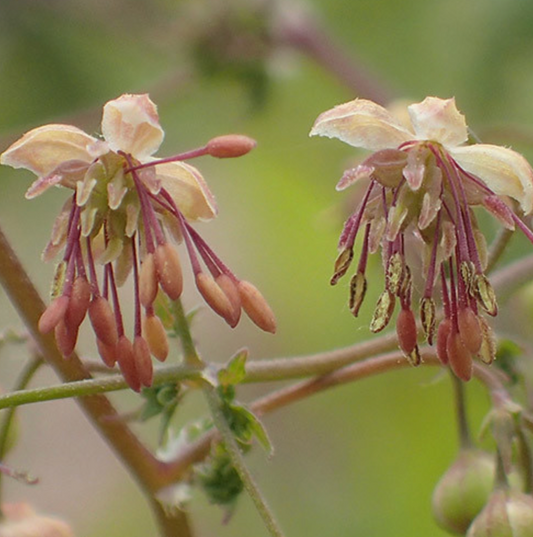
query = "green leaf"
xmin=234 ymin=405 xmax=272 ymax=454
xmin=218 ymin=349 xmax=248 ymax=387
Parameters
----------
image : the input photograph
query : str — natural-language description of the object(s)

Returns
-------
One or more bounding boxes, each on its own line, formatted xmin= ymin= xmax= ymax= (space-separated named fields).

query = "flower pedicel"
xmin=311 ymin=96 xmax=533 ymax=381
xmin=1 ymin=94 xmax=276 ymax=390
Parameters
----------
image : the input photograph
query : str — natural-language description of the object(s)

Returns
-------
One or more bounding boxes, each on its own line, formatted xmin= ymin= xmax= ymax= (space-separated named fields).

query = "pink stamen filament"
xmin=447 ymin=258 xmax=459 ymax=331
xmin=440 ymin=264 xmax=451 ymax=319
xmin=357 ymin=223 xmax=371 ymax=274
xmin=106 ymin=263 xmax=125 ymax=336
xmin=85 ymin=237 xmax=100 ymax=297
xmin=338 ymin=181 xmax=375 ymax=251
xmin=423 ymin=210 xmax=442 ymax=298
xmin=131 ymin=237 xmax=142 ymax=337
xmin=126 ymin=146 xmax=210 ymax=173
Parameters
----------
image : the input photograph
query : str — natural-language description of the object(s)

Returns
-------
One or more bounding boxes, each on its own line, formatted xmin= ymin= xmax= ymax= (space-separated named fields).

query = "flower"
xmin=310 ymin=96 xmax=533 ymax=381
xmin=1 ymin=94 xmax=276 ymax=390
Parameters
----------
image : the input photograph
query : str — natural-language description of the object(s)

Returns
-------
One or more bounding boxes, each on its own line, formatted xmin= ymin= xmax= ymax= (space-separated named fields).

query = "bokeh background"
xmin=1 ymin=0 xmax=533 ymax=535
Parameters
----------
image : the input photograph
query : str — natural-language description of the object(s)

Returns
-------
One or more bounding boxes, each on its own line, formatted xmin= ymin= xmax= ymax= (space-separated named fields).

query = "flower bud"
xmin=88 ymin=296 xmax=119 ymax=347
xmin=64 ymin=276 xmax=91 ymax=331
xmin=436 ymin=318 xmax=452 ymax=364
xmin=38 ymin=295 xmax=69 ymax=334
xmin=139 ymin=253 xmax=158 ymax=307
xmin=237 ymin=280 xmax=276 ymax=334
xmin=432 ymin=449 xmax=495 ymax=535
xmin=154 ymin=243 xmax=183 ymax=301
xmin=458 ymin=308 xmax=483 ymax=354
xmin=447 ymin=329 xmax=473 ymax=381
xmin=116 ymin=336 xmax=141 ymax=392
xmin=0 ymin=502 xmax=74 ymax=537
xmin=216 ymin=274 xmax=242 ymax=327
xmin=467 ymin=489 xmax=533 ymax=537
xmin=396 ymin=307 xmax=417 ymax=355
xmin=206 ymin=135 xmax=256 ymax=158
xmin=133 ymin=336 xmax=153 ymax=388
xmin=96 ymin=338 xmax=117 ymax=367
xmin=143 ymin=313 xmax=169 ymax=362
xmin=196 ymin=272 xmax=234 ymax=322
xmin=54 ymin=319 xmax=78 ymax=357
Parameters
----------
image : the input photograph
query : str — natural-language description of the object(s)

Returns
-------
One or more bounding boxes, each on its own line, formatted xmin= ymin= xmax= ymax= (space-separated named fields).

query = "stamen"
xmin=338 ymin=181 xmax=375 ymax=251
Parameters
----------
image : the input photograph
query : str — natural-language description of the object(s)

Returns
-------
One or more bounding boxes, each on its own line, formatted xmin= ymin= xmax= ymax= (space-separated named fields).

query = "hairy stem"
xmin=204 ymin=386 xmax=286 ymax=537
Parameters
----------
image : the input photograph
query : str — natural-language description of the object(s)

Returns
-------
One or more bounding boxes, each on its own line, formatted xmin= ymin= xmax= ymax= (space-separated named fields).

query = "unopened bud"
xmin=133 ymin=336 xmax=153 ymax=388
xmin=154 ymin=243 xmax=183 ymax=301
xmin=116 ymin=336 xmax=140 ymax=392
xmin=139 ymin=253 xmax=158 ymax=307
xmin=330 ymin=248 xmax=353 ymax=285
xmin=206 ymin=135 xmax=256 ymax=158
xmin=0 ymin=502 xmax=74 ymax=537
xmin=216 ymin=274 xmax=242 ymax=327
xmin=196 ymin=272 xmax=234 ymax=322
xmin=467 ymin=489 xmax=533 ymax=537
xmin=396 ymin=307 xmax=418 ymax=355
xmin=474 ymin=274 xmax=498 ymax=317
xmin=143 ymin=313 xmax=169 ymax=362
xmin=370 ymin=289 xmax=395 ymax=333
xmin=386 ymin=252 xmax=404 ymax=296
xmin=477 ymin=317 xmax=496 ymax=364
xmin=88 ymin=296 xmax=119 ymax=347
xmin=38 ymin=295 xmax=69 ymax=334
xmin=54 ymin=319 xmax=78 ymax=357
xmin=64 ymin=276 xmax=91 ymax=330
xmin=238 ymin=280 xmax=277 ymax=334
xmin=96 ymin=338 xmax=117 ymax=367
xmin=432 ymin=449 xmax=495 ymax=535
xmin=420 ymin=297 xmax=436 ymax=344
xmin=458 ymin=308 xmax=483 ymax=354
xmin=349 ymin=272 xmax=367 ymax=317
xmin=447 ymin=329 xmax=473 ymax=381
xmin=436 ymin=318 xmax=452 ymax=365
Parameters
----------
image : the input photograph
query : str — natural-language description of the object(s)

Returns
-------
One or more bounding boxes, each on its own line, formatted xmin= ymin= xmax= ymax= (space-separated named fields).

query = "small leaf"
xmin=218 ymin=349 xmax=249 ymax=387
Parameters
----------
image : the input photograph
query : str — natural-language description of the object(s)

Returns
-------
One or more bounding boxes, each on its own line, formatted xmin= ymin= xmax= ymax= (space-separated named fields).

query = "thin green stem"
xmin=203 ymin=386 xmax=285 ymax=537
xmin=0 ymin=364 xmax=201 ymax=411
xmin=171 ymin=299 xmax=203 ymax=367
xmin=451 ymin=374 xmax=472 ymax=449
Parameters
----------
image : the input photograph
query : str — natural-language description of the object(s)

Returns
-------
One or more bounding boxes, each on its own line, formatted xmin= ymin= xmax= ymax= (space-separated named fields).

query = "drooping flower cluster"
xmin=311 ymin=97 xmax=533 ymax=381
xmin=1 ymin=94 xmax=276 ymax=390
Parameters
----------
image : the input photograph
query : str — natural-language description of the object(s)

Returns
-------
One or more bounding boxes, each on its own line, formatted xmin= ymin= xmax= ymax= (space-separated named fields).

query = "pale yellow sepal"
xmin=156 ymin=161 xmax=218 ymax=221
xmin=450 ymin=144 xmax=533 ymax=214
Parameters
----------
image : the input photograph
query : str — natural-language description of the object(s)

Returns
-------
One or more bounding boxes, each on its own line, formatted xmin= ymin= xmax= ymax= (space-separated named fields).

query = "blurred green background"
xmin=1 ymin=0 xmax=533 ymax=535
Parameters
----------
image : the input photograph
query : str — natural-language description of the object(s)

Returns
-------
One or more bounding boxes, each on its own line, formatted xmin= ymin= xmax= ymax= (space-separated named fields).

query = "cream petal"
xmin=101 ymin=94 xmax=164 ymax=159
xmin=156 ymin=161 xmax=217 ymax=221
xmin=408 ymin=97 xmax=468 ymax=147
xmin=450 ymin=144 xmax=533 ymax=214
xmin=310 ymin=99 xmax=413 ymax=151
xmin=1 ymin=124 xmax=97 ymax=177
